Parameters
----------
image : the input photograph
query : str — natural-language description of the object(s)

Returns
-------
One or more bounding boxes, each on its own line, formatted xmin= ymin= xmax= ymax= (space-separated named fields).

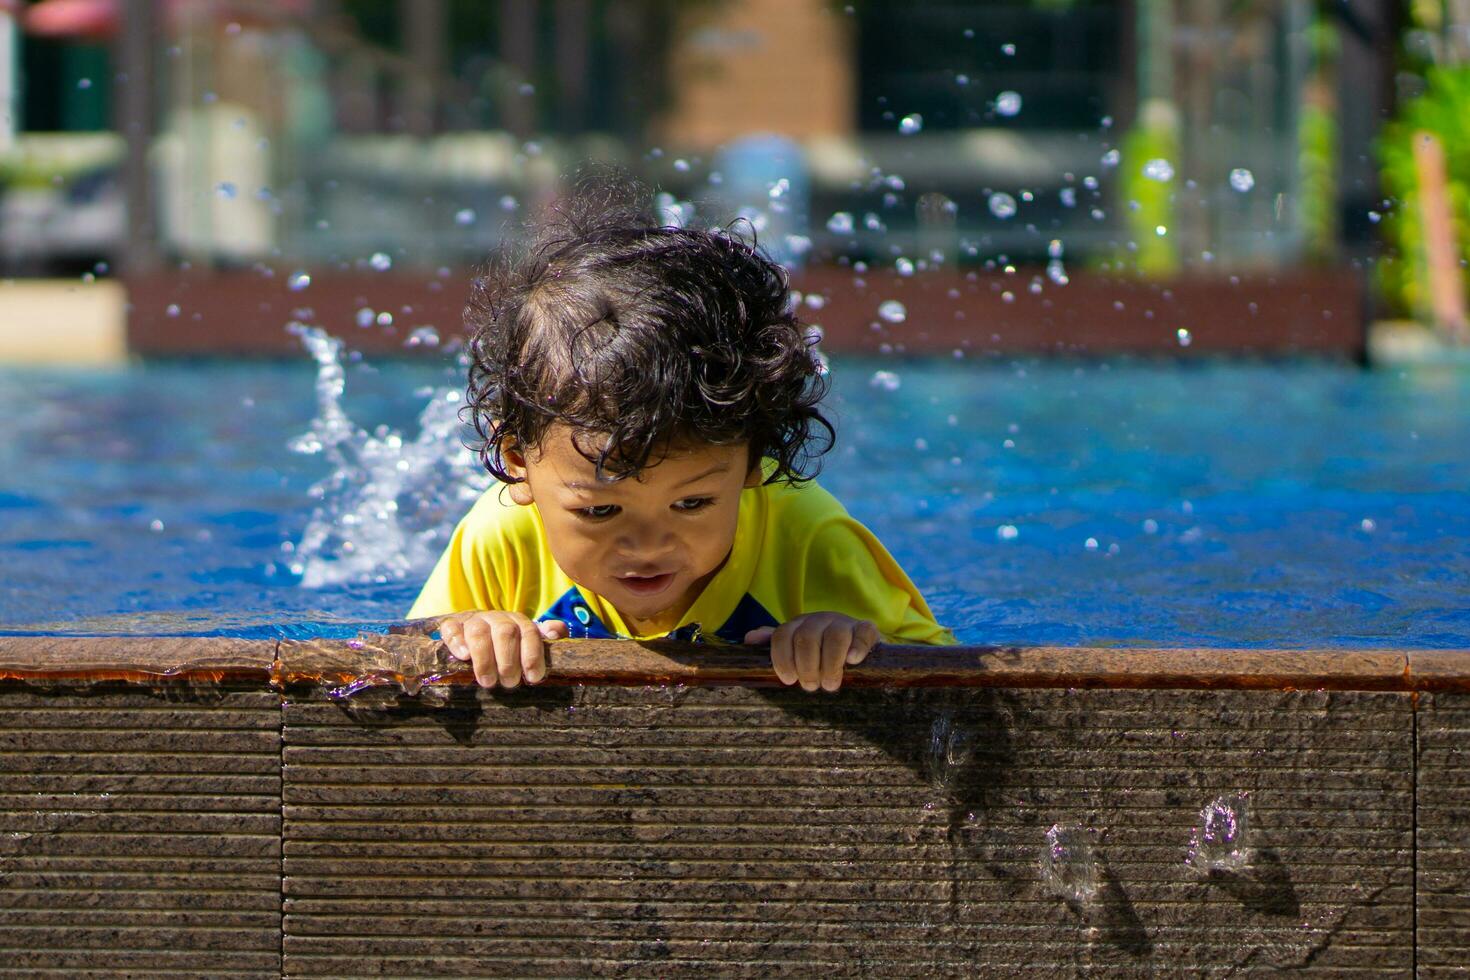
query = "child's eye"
xmin=577 ymin=504 xmax=620 ymax=519
xmin=673 ymin=497 xmax=714 ymax=513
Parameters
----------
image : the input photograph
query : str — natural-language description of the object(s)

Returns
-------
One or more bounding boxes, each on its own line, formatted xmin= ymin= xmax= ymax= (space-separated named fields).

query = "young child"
xmin=409 ymin=173 xmax=954 ymax=692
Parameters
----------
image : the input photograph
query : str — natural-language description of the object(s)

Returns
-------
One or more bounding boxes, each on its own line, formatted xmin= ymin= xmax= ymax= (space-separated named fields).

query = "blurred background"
xmin=0 ymin=0 xmax=1465 ymax=360
xmin=3 ymin=0 xmax=1470 ymax=642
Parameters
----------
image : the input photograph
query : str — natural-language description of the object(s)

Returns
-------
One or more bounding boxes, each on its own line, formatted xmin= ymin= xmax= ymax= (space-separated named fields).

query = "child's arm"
xmin=441 ymin=611 xmax=568 ymax=688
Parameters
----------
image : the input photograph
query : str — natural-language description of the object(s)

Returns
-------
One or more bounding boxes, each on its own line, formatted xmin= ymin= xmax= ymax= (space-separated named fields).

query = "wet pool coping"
xmin=4 ymin=635 xmax=1469 ymax=692
xmin=3 ymin=637 xmax=1466 ymax=976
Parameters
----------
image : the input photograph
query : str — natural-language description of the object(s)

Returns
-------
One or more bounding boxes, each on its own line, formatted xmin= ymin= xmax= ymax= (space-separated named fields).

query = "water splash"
xmin=1046 ymin=239 xmax=1069 ymax=286
xmin=1042 ymin=823 xmax=1100 ymax=905
xmin=287 ymin=325 xmax=488 ymax=589
xmin=1188 ymin=791 xmax=1253 ymax=872
xmin=926 ymin=711 xmax=974 ymax=794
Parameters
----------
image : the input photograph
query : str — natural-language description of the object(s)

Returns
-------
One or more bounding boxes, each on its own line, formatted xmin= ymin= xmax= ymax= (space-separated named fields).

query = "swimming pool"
xmin=2 ymin=350 xmax=1467 ymax=646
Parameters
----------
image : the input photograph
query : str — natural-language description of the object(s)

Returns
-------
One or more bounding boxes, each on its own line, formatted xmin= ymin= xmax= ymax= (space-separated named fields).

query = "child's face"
xmin=505 ymin=424 xmax=763 ymax=631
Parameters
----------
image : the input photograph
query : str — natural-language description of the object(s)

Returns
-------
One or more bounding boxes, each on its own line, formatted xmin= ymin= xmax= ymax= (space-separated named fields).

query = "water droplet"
xmin=500 ymin=194 xmax=518 ymax=211
xmin=287 ymin=270 xmax=311 ymax=291
xmin=997 ymin=524 xmax=1019 ymax=541
xmin=1001 ymin=43 xmax=1016 ymax=56
xmin=376 ymin=311 xmax=394 ymax=327
xmin=149 ymin=519 xmax=164 ymax=532
xmin=1368 ymin=210 xmax=1382 ymax=224
xmin=1047 ymin=239 xmax=1064 ymax=259
xmin=1090 ymin=207 xmax=1106 ymax=221
xmin=869 ymin=370 xmax=901 ymax=391
xmin=1142 ymin=518 xmax=1159 ymax=534
xmin=1228 ymin=168 xmax=1255 ymax=192
xmin=1155 ymin=224 xmax=1168 ymax=236
xmin=405 ymin=326 xmax=440 ymax=347
xmin=1187 ymin=792 xmax=1252 ymax=873
xmin=1059 ymin=187 xmax=1077 ymax=208
xmin=1142 ymin=158 xmax=1174 ymax=182
xmin=454 ymin=208 xmax=476 ymax=226
xmin=165 ymin=303 xmax=181 ymax=317
xmin=213 ymin=181 xmax=238 ymax=199
xmin=987 ymin=192 xmax=1017 ymax=219
xmin=1001 ymin=290 xmax=1015 ymax=303
xmin=673 ymin=158 xmax=691 ymax=172
xmin=1085 ymin=537 xmax=1099 ymax=550
xmin=768 ymin=177 xmax=790 ymax=200
xmin=1176 ymin=327 xmax=1193 ymax=347
xmin=1360 ymin=518 xmax=1376 ymax=533
xmin=994 ymin=90 xmax=1022 ymax=116
xmin=863 ymin=212 xmax=885 ymax=232
xmin=1047 ymin=260 xmax=1069 ymax=286
xmin=877 ymin=300 xmax=907 ymax=323
xmin=899 ymin=114 xmax=923 ymax=135
xmin=895 ymin=257 xmax=915 ymax=277
xmin=355 ymin=307 xmax=375 ymax=328
xmin=369 ymin=252 xmax=393 ymax=272
xmin=77 ymin=77 xmax=92 ymax=90
xmin=1100 ymin=148 xmax=1120 ymax=168
xmin=1042 ymin=824 xmax=1099 ymax=905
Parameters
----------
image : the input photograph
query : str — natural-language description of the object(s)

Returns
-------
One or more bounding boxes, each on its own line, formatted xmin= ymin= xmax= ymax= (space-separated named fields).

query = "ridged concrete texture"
xmin=280 ymin=685 xmax=1413 ymax=976
xmin=1418 ymin=691 xmax=1470 ymax=978
xmin=0 ymin=685 xmax=282 ymax=976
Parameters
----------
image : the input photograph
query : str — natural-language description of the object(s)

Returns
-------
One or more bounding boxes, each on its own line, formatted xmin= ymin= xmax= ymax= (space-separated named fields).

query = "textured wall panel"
xmin=0 ymin=685 xmax=282 ymax=976
xmin=1418 ymin=691 xmax=1470 ymax=978
xmin=282 ymin=685 xmax=1413 ymax=976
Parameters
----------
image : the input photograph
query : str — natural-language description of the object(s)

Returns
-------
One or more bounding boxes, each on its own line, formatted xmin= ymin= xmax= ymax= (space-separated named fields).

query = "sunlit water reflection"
xmin=2 ymin=353 xmax=1467 ymax=644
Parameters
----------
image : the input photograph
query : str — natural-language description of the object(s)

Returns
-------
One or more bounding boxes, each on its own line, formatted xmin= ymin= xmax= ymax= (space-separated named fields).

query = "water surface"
xmin=2 ymin=353 xmax=1466 ymax=646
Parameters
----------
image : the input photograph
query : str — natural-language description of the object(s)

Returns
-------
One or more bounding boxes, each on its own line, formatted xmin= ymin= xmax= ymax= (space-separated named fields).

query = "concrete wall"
xmin=0 ymin=637 xmax=1464 ymax=976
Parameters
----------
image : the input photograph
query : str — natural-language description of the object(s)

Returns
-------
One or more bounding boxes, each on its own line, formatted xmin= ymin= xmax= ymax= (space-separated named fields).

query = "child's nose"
xmin=617 ymin=520 xmax=674 ymax=556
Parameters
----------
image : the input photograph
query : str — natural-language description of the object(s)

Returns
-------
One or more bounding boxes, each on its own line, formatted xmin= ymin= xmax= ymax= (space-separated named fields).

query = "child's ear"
xmin=502 ymin=443 xmax=535 ymax=506
xmin=743 ymin=458 xmax=765 ymax=488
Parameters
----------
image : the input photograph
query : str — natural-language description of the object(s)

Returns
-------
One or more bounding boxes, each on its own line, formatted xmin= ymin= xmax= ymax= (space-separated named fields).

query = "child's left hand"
xmin=744 ymin=613 xmax=880 ymax=692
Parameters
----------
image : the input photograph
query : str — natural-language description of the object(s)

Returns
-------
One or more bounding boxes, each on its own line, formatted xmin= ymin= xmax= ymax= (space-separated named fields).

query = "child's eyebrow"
xmin=563 ymin=462 xmax=729 ymax=493
xmin=672 ymin=463 xmax=731 ymax=488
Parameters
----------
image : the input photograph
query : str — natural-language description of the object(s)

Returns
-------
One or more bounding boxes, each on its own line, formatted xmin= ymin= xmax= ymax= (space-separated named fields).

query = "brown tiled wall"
xmin=1418 ymin=691 xmax=1470 ymax=977
xmin=0 ymin=685 xmax=282 ymax=975
xmin=280 ymin=686 xmax=1412 ymax=976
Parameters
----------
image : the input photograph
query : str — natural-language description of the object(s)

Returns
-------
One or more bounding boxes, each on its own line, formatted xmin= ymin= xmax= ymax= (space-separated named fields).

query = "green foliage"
xmin=1118 ymin=118 xmax=1179 ymax=279
xmin=1376 ymin=65 xmax=1470 ymax=318
xmin=1297 ymin=103 xmax=1339 ymax=265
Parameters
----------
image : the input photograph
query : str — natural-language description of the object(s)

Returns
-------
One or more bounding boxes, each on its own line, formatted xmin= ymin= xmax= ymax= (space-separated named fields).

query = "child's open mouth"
xmin=617 ymin=572 xmax=675 ymax=596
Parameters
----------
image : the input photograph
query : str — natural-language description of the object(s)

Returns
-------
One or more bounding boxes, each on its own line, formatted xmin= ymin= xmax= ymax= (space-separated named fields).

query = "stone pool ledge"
xmin=2 ymin=636 xmax=1468 ymax=976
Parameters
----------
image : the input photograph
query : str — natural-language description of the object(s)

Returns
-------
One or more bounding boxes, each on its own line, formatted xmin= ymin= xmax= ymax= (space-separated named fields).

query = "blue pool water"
xmin=2 ymin=352 xmax=1467 ymax=646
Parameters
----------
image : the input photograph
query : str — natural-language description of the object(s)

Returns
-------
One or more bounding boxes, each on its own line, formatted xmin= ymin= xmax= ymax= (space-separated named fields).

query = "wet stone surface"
xmin=280 ymin=685 xmax=1413 ymax=976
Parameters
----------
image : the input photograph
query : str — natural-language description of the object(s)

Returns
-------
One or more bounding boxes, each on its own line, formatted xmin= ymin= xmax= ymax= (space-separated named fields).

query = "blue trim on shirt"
xmin=537 ymin=587 xmax=778 ymax=644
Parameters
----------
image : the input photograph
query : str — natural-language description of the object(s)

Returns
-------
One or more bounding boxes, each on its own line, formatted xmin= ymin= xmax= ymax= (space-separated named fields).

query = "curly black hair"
xmin=464 ymin=168 xmax=833 ymax=486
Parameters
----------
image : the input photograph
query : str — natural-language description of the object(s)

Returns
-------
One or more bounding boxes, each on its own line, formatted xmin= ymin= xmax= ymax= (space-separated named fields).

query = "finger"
xmin=848 ymin=621 xmax=881 ymax=665
xmin=491 ymin=618 xmax=523 ymax=688
xmin=461 ymin=616 xmax=497 ymax=687
xmin=769 ymin=625 xmax=798 ymax=686
xmin=520 ymin=618 xmax=547 ymax=684
xmin=819 ymin=621 xmax=854 ymax=692
xmin=792 ymin=624 xmax=822 ymax=692
xmin=744 ymin=626 xmax=776 ymax=645
xmin=538 ymin=619 xmax=569 ymax=641
xmin=440 ymin=618 xmax=469 ymax=660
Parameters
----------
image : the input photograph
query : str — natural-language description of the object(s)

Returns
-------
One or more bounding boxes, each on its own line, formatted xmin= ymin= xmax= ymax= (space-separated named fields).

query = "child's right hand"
xmin=439 ymin=611 xmax=568 ymax=688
